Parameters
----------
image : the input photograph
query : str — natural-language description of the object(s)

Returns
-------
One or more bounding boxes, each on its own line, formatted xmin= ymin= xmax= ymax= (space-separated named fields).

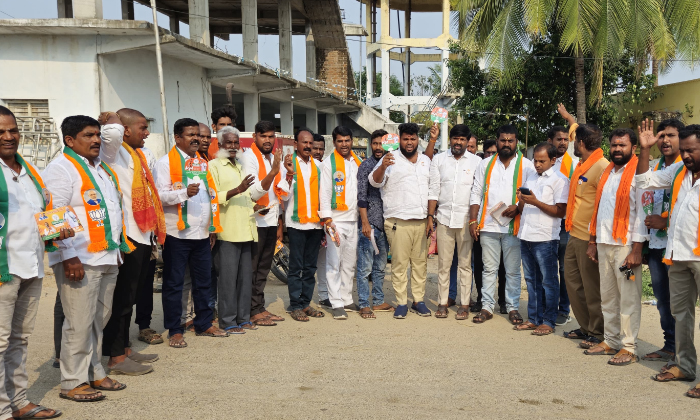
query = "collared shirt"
xmin=209 ymin=157 xmax=258 ymax=243
xmin=43 ymin=154 xmax=123 ymax=267
xmin=636 ymin=162 xmax=700 ymax=262
xmin=319 ymin=152 xmax=359 ymax=222
xmin=1 ymin=159 xmax=45 ymax=279
xmin=428 ymin=149 xmax=481 ymax=229
xmin=368 ymin=150 xmax=430 ymax=220
xmin=99 ymin=124 xmax=157 ymax=245
xmin=240 ymin=148 xmax=282 ymax=228
xmin=277 ymin=155 xmax=322 ymax=231
xmin=644 ymin=158 xmax=675 ymax=250
xmin=470 ymin=155 xmax=536 ymax=234
xmin=154 ymin=146 xmax=212 ymax=240
xmin=569 ymin=156 xmax=610 ymax=241
xmin=595 ymin=162 xmax=648 ymax=245
xmin=518 ymin=168 xmax=570 ymax=242
xmin=553 ymin=152 xmax=580 ymax=179
xmin=357 ymin=155 xmax=384 ymax=231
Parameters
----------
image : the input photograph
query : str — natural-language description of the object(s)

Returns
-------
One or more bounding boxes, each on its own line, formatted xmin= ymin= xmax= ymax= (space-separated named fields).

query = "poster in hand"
xmin=35 ymin=206 xmax=84 ymax=241
xmin=382 ymin=133 xmax=400 ymax=151
xmin=430 ymin=107 xmax=448 ymax=124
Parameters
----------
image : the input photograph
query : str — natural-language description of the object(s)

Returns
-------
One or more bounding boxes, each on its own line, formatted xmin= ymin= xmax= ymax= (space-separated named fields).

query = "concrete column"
xmin=121 ymin=0 xmax=134 ymax=20
xmin=440 ymin=49 xmax=449 ymax=151
xmin=72 ymin=0 xmax=103 ymax=19
xmin=442 ymin=0 xmax=449 ymax=35
xmin=57 ymin=0 xmax=73 ymax=18
xmin=380 ymin=0 xmax=390 ymax=118
xmin=243 ymin=93 xmax=260 ymax=132
xmin=169 ymin=15 xmax=180 ymax=34
xmin=188 ymin=0 xmax=210 ymax=46
xmin=305 ymin=23 xmax=315 ymax=83
xmin=325 ymin=112 xmax=337 ymax=135
xmin=278 ymin=0 xmax=293 ymax=74
xmin=280 ymin=101 xmax=294 ymax=135
xmin=306 ymin=108 xmax=318 ymax=132
xmin=242 ymin=0 xmax=259 ymax=62
xmin=365 ymin=3 xmax=373 ymax=99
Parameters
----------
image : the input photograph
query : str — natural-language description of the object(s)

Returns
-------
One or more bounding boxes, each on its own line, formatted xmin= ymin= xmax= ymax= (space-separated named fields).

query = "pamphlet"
xmin=252 ymin=203 xmax=277 ymax=216
xmin=274 ymin=240 xmax=284 ymax=256
xmin=430 ymin=107 xmax=448 ymax=124
xmin=382 ymin=133 xmax=400 ymax=151
xmin=35 ymin=206 xmax=84 ymax=241
xmin=370 ymin=228 xmax=380 ymax=255
xmin=184 ymin=157 xmax=207 ymax=186
xmin=488 ymin=201 xmax=512 ymax=227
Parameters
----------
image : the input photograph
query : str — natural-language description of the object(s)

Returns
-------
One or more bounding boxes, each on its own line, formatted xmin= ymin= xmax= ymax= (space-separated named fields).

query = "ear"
xmin=123 ymin=125 xmax=132 ymax=138
xmin=64 ymin=136 xmax=75 ymax=148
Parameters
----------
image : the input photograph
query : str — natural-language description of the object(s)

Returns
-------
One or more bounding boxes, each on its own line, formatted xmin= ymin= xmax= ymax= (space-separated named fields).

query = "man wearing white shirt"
xmin=583 ymin=128 xmax=647 ymax=366
xmin=514 ymin=143 xmax=569 ymax=336
xmin=320 ymin=126 xmax=361 ymax=319
xmin=240 ymin=121 xmax=285 ymax=327
xmin=469 ymin=125 xmax=536 ymax=325
xmin=154 ymin=118 xmax=228 ymax=349
xmin=370 ymin=123 xmax=432 ymax=319
xmin=427 ymin=124 xmax=481 ymax=320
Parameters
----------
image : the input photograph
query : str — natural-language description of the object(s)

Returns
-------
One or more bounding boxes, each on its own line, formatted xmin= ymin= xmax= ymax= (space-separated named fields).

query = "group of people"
xmin=2 ymin=100 xmax=700 ymax=420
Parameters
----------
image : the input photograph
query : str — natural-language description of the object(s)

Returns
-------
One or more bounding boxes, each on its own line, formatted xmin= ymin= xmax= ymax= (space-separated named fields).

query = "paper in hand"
xmin=488 ymin=201 xmax=512 ymax=227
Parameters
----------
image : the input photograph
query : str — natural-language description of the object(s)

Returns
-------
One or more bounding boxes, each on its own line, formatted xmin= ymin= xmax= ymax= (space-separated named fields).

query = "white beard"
xmin=215 ymin=148 xmax=231 ymax=159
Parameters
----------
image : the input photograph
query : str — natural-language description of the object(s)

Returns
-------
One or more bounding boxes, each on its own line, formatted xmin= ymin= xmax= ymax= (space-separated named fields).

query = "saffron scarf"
xmin=63 ymin=147 xmax=135 ymax=254
xmin=167 ymin=147 xmax=222 ymax=233
xmin=589 ymin=156 xmax=638 ymax=245
xmin=122 ymin=143 xmax=167 ymax=245
xmin=250 ymin=143 xmax=286 ymax=206
xmin=330 ymin=150 xmax=362 ymax=210
xmin=476 ymin=151 xmax=524 ymax=235
xmin=291 ymin=152 xmax=321 ymax=224
xmin=0 ymin=154 xmax=55 ymax=283
xmin=565 ymin=148 xmax=605 ymax=232
xmin=560 ymin=152 xmax=574 ymax=179
xmin=662 ymin=164 xmax=700 ymax=264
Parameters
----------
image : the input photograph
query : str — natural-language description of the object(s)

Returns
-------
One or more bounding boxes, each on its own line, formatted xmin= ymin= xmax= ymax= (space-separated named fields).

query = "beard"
xmin=400 ymin=145 xmax=417 ymax=158
xmin=216 ymin=148 xmax=232 ymax=159
xmin=498 ymin=147 xmax=515 ymax=159
xmin=611 ymin=152 xmax=632 ymax=166
xmin=451 ymin=145 xmax=465 ymax=156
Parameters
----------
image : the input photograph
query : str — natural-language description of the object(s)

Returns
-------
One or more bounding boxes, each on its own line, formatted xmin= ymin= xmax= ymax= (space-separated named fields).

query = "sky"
xmin=1 ymin=0 xmax=698 ymax=87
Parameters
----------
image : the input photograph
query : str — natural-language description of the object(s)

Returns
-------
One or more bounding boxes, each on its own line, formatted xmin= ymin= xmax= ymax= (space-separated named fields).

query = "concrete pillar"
xmin=380 ymin=0 xmax=390 ymax=118
xmin=243 ymin=93 xmax=259 ymax=132
xmin=325 ymin=113 xmax=337 ymax=135
xmin=365 ymin=3 xmax=373 ymax=99
xmin=169 ymin=16 xmax=180 ymax=34
xmin=279 ymin=0 xmax=293 ymax=74
xmin=305 ymin=23 xmax=315 ymax=83
xmin=72 ymin=0 xmax=103 ymax=19
xmin=306 ymin=108 xmax=318 ymax=132
xmin=242 ymin=0 xmax=259 ymax=62
xmin=57 ymin=0 xmax=73 ymax=18
xmin=440 ymin=49 xmax=449 ymax=151
xmin=188 ymin=0 xmax=210 ymax=46
xmin=442 ymin=0 xmax=449 ymax=35
xmin=120 ymin=0 xmax=134 ymax=20
xmin=280 ymin=101 xmax=294 ymax=135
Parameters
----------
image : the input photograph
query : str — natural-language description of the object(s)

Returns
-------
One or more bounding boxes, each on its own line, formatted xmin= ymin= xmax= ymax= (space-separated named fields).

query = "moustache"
xmin=303 ymin=148 xmax=312 ymax=152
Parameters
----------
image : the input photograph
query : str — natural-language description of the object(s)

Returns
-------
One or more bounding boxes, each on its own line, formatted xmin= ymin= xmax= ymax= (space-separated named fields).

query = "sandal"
xmin=563 ymin=328 xmax=586 ymax=339
xmin=642 ymin=349 xmax=674 ymax=362
xmin=168 ymin=334 xmax=188 ymax=348
xmin=290 ymin=309 xmax=309 ymax=322
xmin=137 ymin=328 xmax=164 ymax=345
xmin=261 ymin=311 xmax=285 ymax=322
xmin=455 ymin=306 xmax=469 ymax=320
xmin=532 ymin=325 xmax=554 ymax=336
xmin=651 ymin=365 xmax=694 ymax=382
xmin=224 ymin=325 xmax=245 ymax=334
xmin=472 ymin=309 xmax=493 ymax=324
xmin=435 ymin=305 xmax=449 ymax=319
xmin=608 ymin=349 xmax=639 ymax=366
xmin=508 ymin=310 xmax=523 ymax=325
xmin=513 ymin=321 xmax=537 ymax=331
xmin=251 ymin=313 xmax=277 ymax=327
xmin=59 ymin=383 xmax=105 ymax=402
xmin=579 ymin=336 xmax=602 ymax=349
xmin=12 ymin=403 xmax=62 ymax=419
xmin=196 ymin=326 xmax=229 ymax=337
xmin=359 ymin=307 xmax=376 ymax=319
xmin=583 ymin=342 xmax=619 ymax=356
xmin=90 ymin=377 xmax=126 ymax=391
xmin=686 ymin=384 xmax=700 ymax=399
xmin=302 ymin=307 xmax=325 ymax=318
xmin=239 ymin=322 xmax=258 ymax=330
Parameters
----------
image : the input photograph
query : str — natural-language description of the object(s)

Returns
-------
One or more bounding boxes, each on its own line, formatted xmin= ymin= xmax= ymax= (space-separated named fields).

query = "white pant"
xmin=317 ymin=246 xmax=328 ymax=300
xmin=326 ymin=221 xmax=358 ymax=309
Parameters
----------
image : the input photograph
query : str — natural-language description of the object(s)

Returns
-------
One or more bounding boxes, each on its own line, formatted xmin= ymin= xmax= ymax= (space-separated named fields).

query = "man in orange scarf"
xmin=583 ymin=128 xmax=647 ymax=366
xmin=98 ymin=109 xmax=164 ymax=376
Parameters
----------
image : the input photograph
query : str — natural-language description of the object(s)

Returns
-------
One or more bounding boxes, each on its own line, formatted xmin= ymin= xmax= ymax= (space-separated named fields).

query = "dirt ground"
xmin=22 ymin=256 xmax=700 ymax=419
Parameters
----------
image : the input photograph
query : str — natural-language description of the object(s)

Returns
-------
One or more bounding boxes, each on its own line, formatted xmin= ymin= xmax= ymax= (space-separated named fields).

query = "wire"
xmin=0 ymin=8 xmax=16 ymax=18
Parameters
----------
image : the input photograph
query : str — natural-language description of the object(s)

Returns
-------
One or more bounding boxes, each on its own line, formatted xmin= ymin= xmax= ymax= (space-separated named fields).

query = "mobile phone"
xmin=519 ymin=187 xmax=532 ymax=195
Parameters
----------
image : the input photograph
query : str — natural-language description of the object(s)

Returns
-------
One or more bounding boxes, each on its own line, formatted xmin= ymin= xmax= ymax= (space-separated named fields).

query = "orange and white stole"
xmin=251 ymin=143 xmax=286 ymax=206
xmin=589 ymin=156 xmax=638 ymax=245
xmin=477 ymin=151 xmax=524 ymax=235
xmin=291 ymin=153 xmax=321 ymax=223
xmin=329 ymin=150 xmax=362 ymax=210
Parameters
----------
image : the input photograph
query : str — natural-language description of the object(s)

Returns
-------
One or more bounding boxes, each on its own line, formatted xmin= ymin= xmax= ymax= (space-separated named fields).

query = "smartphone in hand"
xmin=519 ymin=187 xmax=532 ymax=195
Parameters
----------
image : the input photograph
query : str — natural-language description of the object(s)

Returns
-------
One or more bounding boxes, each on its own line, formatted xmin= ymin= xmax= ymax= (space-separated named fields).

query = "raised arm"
xmin=637 ymin=118 xmax=661 ymax=175
xmin=97 ymin=112 xmax=124 ymax=164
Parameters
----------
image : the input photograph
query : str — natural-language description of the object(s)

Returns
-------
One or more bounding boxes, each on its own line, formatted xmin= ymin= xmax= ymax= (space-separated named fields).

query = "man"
xmin=207 ymin=105 xmax=237 ymax=157
xmin=319 ymin=126 xmax=361 ymax=319
xmin=640 ymin=119 xmax=684 ymax=363
xmin=514 ymin=142 xmax=569 ymax=336
xmin=582 ymin=128 xmax=646 ymax=366
xmin=311 ymin=133 xmax=330 ymax=306
xmin=483 ymin=140 xmax=497 ymax=158
xmin=0 ymin=106 xmax=66 ymax=418
xmin=197 ymin=123 xmax=212 ymax=160
xmin=210 ymin=126 xmax=258 ymax=333
xmin=370 ymin=123 xmax=432 ymax=319
xmin=356 ymin=129 xmax=394 ymax=319
xmin=466 ymin=134 xmax=478 ymax=155
xmin=278 ymin=128 xmax=326 ymax=322
xmin=154 ymin=118 xmax=228 ymax=348
xmin=428 ymin=124 xmax=481 ymax=320
xmin=637 ymin=123 xmax=700 ymax=397
xmin=240 ymin=121 xmax=285 ymax=326
xmin=469 ymin=125 xmax=535 ymax=325
xmin=44 ymin=115 xmax=130 ymax=400
xmin=312 ymin=133 xmax=326 ymax=161
xmin=548 ymin=117 xmax=579 ymax=327
xmin=99 ymin=109 xmax=165 ymax=376
xmin=558 ymin=106 xmax=609 ymax=349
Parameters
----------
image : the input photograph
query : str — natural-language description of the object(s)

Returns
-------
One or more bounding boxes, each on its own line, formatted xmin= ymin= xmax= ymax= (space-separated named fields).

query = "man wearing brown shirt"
xmin=559 ymin=110 xmax=609 ymax=349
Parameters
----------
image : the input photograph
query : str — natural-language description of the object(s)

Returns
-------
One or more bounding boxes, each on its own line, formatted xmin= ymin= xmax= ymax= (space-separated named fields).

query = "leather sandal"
xmin=455 ymin=306 xmax=469 ymax=320
xmin=59 ymin=383 xmax=105 ymax=402
xmin=472 ymin=309 xmax=493 ymax=324
xmin=435 ymin=305 xmax=449 ymax=318
xmin=651 ymin=365 xmax=695 ymax=382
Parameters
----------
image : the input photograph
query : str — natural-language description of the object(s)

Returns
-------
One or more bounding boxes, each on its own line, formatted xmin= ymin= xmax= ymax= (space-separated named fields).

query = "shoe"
xmin=447 ymin=298 xmax=456 ymax=307
xmin=128 ymin=351 xmax=159 ymax=364
xmin=394 ymin=305 xmax=408 ymax=319
xmin=109 ymin=357 xmax=154 ymax=376
xmin=372 ymin=303 xmax=394 ymax=312
xmin=318 ymin=298 xmax=332 ymax=308
xmin=499 ymin=304 xmax=508 ymax=314
xmin=332 ymin=308 xmax=348 ymax=320
xmin=410 ymin=301 xmax=432 ymax=317
xmin=470 ymin=302 xmax=482 ymax=313
xmin=555 ymin=314 xmax=571 ymax=326
xmin=343 ymin=303 xmax=360 ymax=312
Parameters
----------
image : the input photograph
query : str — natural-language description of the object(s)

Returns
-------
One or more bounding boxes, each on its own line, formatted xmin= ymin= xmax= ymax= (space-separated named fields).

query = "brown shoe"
xmin=372 ymin=303 xmax=394 ymax=312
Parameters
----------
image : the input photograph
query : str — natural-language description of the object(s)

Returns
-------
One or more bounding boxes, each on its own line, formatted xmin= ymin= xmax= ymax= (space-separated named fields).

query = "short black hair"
xmin=533 ymin=142 xmax=557 ymax=159
xmin=211 ymin=105 xmax=237 ymax=126
xmin=313 ymin=133 xmax=325 ymax=144
xmin=547 ymin=125 xmax=568 ymax=140
xmin=61 ymin=115 xmax=100 ymax=144
xmin=332 ymin=125 xmax=353 ymax=141
xmin=609 ymin=127 xmax=638 ymax=146
xmin=370 ymin=129 xmax=388 ymax=141
xmin=679 ymin=124 xmax=700 ymax=141
xmin=483 ymin=139 xmax=497 ymax=151
xmin=575 ymin=124 xmax=603 ymax=151
xmin=254 ymin=120 xmax=276 ymax=135
xmin=398 ymin=123 xmax=419 ymax=137
xmin=657 ymin=119 xmax=685 ymax=133
xmin=450 ymin=124 xmax=471 ymax=139
xmin=0 ymin=105 xmax=15 ymax=120
xmin=496 ymin=124 xmax=518 ymax=139
xmin=295 ymin=127 xmax=314 ymax=142
xmin=173 ymin=118 xmax=200 ymax=137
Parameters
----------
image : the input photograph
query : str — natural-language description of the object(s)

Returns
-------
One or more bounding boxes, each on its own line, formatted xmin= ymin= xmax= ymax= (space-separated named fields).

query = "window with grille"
xmin=2 ymin=99 xmax=61 ymax=169
xmin=5 ymin=99 xmax=50 ymax=117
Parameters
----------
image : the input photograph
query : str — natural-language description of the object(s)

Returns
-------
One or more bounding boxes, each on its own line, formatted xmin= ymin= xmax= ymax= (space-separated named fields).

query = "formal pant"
xmin=326 ymin=221 xmax=358 ymax=309
xmin=287 ymin=228 xmax=324 ymax=311
xmin=135 ymin=258 xmax=157 ymax=331
xmin=53 ymin=264 xmax=118 ymax=390
xmin=437 ymin=222 xmax=473 ymax=306
xmin=213 ymin=240 xmax=254 ymax=329
xmin=521 ymin=240 xmax=560 ymax=328
xmin=251 ymin=226 xmax=278 ymax=316
xmin=558 ymin=221 xmax=571 ymax=316
xmin=384 ymin=218 xmax=428 ymax=306
xmin=162 ymin=235 xmax=213 ymax=336
xmin=648 ymin=248 xmax=675 ymax=353
xmin=356 ymin=227 xmax=388 ymax=308
xmin=0 ymin=276 xmax=41 ymax=420
xmin=102 ymin=239 xmax=151 ymax=357
xmin=180 ymin=266 xmax=194 ymax=326
xmin=668 ymin=260 xmax=700 ymax=379
xmin=480 ymin=232 xmax=522 ymax=314
xmin=53 ymin=292 xmax=64 ymax=359
xmin=317 ymin=246 xmax=328 ymax=300
xmin=564 ymin=236 xmax=604 ymax=340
